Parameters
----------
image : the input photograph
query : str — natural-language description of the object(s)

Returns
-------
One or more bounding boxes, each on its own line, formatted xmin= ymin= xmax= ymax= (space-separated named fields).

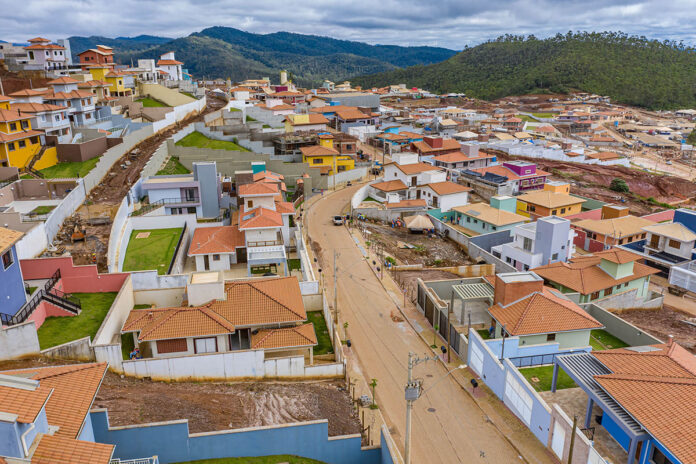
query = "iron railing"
xmin=130 ymin=197 xmax=200 ymax=217
xmin=166 ymin=222 xmax=187 ymax=275
xmin=246 ymin=240 xmax=283 ymax=248
xmin=110 ymin=457 xmax=159 ymax=464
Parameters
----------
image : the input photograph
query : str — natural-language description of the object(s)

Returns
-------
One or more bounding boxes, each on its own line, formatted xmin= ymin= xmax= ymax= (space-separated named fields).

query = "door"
xmin=411 ymin=176 xmax=417 ymax=187
xmin=236 ymin=247 xmax=247 ymax=264
xmin=551 ymin=421 xmax=566 ymax=458
xmin=203 ymin=255 xmax=210 ymax=270
xmin=194 ymin=337 xmax=217 ymax=354
xmin=649 ymin=234 xmax=659 ymax=248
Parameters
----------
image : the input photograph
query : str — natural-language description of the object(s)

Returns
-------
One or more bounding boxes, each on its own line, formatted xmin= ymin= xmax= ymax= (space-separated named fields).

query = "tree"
xmin=610 ymin=178 xmax=630 ymax=193
xmin=687 ymin=129 xmax=696 ymax=145
xmin=369 ymin=378 xmax=378 ymax=409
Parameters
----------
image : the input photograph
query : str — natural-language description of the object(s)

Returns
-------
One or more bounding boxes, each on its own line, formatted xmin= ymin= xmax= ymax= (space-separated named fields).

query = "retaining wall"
xmin=581 ymin=304 xmax=662 ymax=346
xmin=0 ymin=321 xmax=40 ymax=360
xmin=41 ymin=336 xmax=95 ymax=361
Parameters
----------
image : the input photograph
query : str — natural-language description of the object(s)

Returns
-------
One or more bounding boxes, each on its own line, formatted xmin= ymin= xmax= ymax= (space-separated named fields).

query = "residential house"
xmin=300 ymin=133 xmax=357 ymax=175
xmin=0 ymin=101 xmax=50 ymax=169
xmin=452 ymin=202 xmax=529 ymax=235
xmin=487 ymin=272 xmax=602 ymax=348
xmin=491 ymin=216 xmax=575 ymax=271
xmin=0 ymin=227 xmax=27 ymax=323
xmin=10 ymin=101 xmax=72 ymax=143
xmin=188 ymin=224 xmax=246 ymax=272
xmin=77 ymin=79 xmax=112 ymax=103
xmin=121 ymin=276 xmax=317 ymax=360
xmin=516 ymin=190 xmax=585 ymax=220
xmin=140 ymin=162 xmax=221 ymax=218
xmin=501 ymin=117 xmax=524 ymax=131
xmin=23 ymin=37 xmax=68 ymax=71
xmin=271 ymin=91 xmax=307 ymax=104
xmin=411 ymin=136 xmax=461 ymax=157
xmin=417 ymin=181 xmax=470 ymax=212
xmin=42 ymin=76 xmax=97 ymax=126
xmin=431 ymin=145 xmax=496 ymax=172
xmin=77 ymin=44 xmax=116 ymax=70
xmin=284 ymin=114 xmax=329 ymax=133
xmin=462 ymin=160 xmax=549 ymax=199
xmin=572 ymin=205 xmax=654 ymax=252
xmin=553 ymin=340 xmax=696 ymax=464
xmin=333 ymin=108 xmax=379 ymax=131
xmin=254 ymin=101 xmax=296 ymax=116
xmin=533 ymin=248 xmax=659 ymax=305
xmin=643 ymin=222 xmax=696 ymax=262
xmin=0 ymin=362 xmax=115 ymax=462
xmin=383 ymin=157 xmax=446 ymax=197
xmin=88 ymin=66 xmax=133 ymax=97
xmin=157 ymin=51 xmax=184 ymax=81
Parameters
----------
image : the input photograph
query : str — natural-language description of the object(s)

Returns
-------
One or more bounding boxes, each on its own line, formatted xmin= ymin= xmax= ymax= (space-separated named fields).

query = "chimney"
xmin=493 ymin=272 xmax=544 ymax=306
xmin=424 ymin=136 xmax=443 ymax=148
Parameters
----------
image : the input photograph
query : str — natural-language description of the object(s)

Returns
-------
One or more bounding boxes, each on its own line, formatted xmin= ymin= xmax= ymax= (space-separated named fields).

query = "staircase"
xmin=21 ymin=145 xmax=47 ymax=179
xmin=0 ymin=269 xmax=81 ymax=326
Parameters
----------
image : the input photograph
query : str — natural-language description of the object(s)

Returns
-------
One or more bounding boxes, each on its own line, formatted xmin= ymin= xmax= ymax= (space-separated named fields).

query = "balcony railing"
xmin=110 ymin=457 xmax=159 ymax=464
xmin=130 ymin=197 xmax=200 ymax=217
xmin=246 ymin=240 xmax=283 ymax=247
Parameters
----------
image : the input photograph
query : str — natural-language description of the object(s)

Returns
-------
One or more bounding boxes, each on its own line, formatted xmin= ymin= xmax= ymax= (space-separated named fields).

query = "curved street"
xmin=304 ymin=185 xmax=556 ymax=464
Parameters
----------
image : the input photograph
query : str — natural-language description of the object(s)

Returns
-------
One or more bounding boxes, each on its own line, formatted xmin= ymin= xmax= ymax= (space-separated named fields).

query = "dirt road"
xmin=306 ymin=186 xmax=555 ymax=464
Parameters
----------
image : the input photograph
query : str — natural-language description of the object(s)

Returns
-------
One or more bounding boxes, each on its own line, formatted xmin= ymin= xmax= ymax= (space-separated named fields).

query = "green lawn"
xmin=157 ymin=156 xmax=191 ymax=175
xmin=122 ymin=228 xmax=183 ymax=275
xmin=532 ymin=112 xmax=556 ymax=118
xmin=121 ymin=333 xmax=135 ymax=360
xmin=288 ymin=258 xmax=302 ymax=271
xmin=518 ymin=114 xmax=537 ymax=122
xmin=307 ymin=311 xmax=333 ymax=355
xmin=476 ymin=328 xmax=492 ymax=340
xmin=37 ymin=292 xmax=117 ymax=349
xmin=176 ymin=131 xmax=250 ymax=152
xmin=137 ymin=97 xmax=168 ymax=107
xmin=520 ymin=365 xmax=577 ymax=392
xmin=29 ymin=205 xmax=56 ymax=215
xmin=246 ymin=115 xmax=257 ymax=122
xmin=590 ymin=329 xmax=629 ymax=351
xmin=38 ymin=157 xmax=100 ymax=178
xmin=174 ymin=456 xmax=328 ymax=464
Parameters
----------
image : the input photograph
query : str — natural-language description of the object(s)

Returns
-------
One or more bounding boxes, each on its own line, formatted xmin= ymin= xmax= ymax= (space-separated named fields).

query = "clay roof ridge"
xmin=245 ymin=280 xmax=304 ymax=320
xmin=30 ymin=362 xmax=107 ymax=381
xmin=595 ymin=373 xmax=696 ymax=385
xmin=138 ymin=308 xmax=184 ymax=341
xmin=510 ymin=293 xmax=538 ymax=333
xmin=200 ymin=306 xmax=236 ymax=333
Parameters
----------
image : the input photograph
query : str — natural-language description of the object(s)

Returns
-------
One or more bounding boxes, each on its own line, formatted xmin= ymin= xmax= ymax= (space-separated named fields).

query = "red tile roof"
xmin=0 ymin=383 xmax=51 ymax=423
xmin=300 ymin=145 xmax=339 ymax=157
xmin=424 ymin=181 xmax=471 ymax=195
xmin=371 ymin=179 xmax=408 ymax=192
xmin=188 ymin=225 xmax=245 ymax=255
xmin=386 ymin=199 xmax=427 ymax=209
xmin=47 ymin=76 xmax=80 ymax=85
xmin=238 ymin=182 xmax=279 ymax=196
xmin=32 ymin=433 xmax=114 ymax=464
xmin=251 ymin=323 xmax=317 ymax=349
xmin=387 ymin=162 xmax=441 ymax=175
xmin=239 ymin=207 xmax=283 ymax=229
xmin=411 ymin=139 xmax=460 ymax=153
xmin=157 ymin=59 xmax=183 ymax=66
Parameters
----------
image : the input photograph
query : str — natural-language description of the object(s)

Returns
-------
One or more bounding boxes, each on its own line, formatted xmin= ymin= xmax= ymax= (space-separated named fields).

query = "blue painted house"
xmin=0 ymin=227 xmax=27 ymax=322
xmin=553 ymin=341 xmax=694 ymax=464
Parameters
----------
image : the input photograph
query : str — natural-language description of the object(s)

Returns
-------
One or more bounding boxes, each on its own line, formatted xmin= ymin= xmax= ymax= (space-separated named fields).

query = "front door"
xmin=203 ymin=255 xmax=210 ymax=270
xmin=649 ymin=234 xmax=659 ymax=248
xmin=236 ymin=247 xmax=247 ymax=264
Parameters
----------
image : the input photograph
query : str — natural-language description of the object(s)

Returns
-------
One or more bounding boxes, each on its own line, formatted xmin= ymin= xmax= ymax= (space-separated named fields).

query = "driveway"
xmin=305 ymin=185 xmax=556 ymax=464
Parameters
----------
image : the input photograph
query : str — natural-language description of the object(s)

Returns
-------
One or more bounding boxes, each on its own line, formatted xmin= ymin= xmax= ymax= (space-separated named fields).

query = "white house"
xmin=157 ymin=52 xmax=183 ymax=81
xmin=416 ymin=181 xmax=470 ymax=212
xmin=643 ymin=222 xmax=696 ymax=261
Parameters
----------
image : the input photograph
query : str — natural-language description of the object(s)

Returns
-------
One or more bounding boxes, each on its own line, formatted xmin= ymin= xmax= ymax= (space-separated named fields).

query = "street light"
xmin=404 ymin=351 xmax=467 ymax=464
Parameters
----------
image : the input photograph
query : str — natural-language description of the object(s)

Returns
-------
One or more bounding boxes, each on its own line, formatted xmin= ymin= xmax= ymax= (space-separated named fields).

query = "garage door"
xmin=551 ymin=420 xmax=566 ymax=459
xmin=504 ymin=372 xmax=533 ymax=425
xmin=469 ymin=342 xmax=484 ymax=375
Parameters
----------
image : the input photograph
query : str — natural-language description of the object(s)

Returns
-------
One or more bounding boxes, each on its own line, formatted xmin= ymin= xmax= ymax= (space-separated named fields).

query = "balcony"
xmin=130 ymin=197 xmax=200 ymax=217
xmin=246 ymin=240 xmax=283 ymax=248
xmin=110 ymin=457 xmax=159 ymax=464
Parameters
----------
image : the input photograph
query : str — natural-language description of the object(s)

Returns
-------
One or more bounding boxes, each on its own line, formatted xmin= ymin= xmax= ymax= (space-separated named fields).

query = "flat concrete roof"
xmin=497 ymin=272 xmax=542 ymax=283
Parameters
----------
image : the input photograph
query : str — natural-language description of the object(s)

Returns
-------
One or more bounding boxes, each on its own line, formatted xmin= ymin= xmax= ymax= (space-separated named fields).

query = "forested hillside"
xmin=353 ymin=32 xmax=696 ymax=109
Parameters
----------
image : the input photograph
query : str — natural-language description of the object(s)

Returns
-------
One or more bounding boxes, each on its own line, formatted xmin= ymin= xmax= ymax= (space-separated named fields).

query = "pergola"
xmin=552 ymin=352 xmax=649 ymax=464
xmin=451 ymin=282 xmax=494 ymax=326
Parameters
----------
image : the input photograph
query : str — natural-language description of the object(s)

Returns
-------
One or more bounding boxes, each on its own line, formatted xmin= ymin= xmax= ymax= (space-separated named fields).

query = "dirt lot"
xmin=360 ymin=221 xmax=472 ymax=267
xmin=0 ymin=357 xmax=361 ymax=437
xmin=47 ymin=94 xmax=227 ymax=270
xmin=391 ymin=269 xmax=461 ymax=297
xmin=618 ymin=305 xmax=696 ymax=353
xmin=492 ymin=151 xmax=696 ymax=215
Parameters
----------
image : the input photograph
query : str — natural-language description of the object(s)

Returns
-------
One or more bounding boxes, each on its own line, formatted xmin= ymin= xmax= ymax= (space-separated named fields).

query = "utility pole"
xmin=568 ymin=415 xmax=578 ymax=464
xmin=448 ymin=290 xmax=454 ymax=363
xmin=333 ymin=250 xmax=338 ymax=320
xmin=0 ymin=77 xmax=4 ymax=96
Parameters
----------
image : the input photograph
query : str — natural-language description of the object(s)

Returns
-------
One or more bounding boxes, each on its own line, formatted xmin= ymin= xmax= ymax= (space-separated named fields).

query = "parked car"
xmin=332 ymin=215 xmax=345 ymax=226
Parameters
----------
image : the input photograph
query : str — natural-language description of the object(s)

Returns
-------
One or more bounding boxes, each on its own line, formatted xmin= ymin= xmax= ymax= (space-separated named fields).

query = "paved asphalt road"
xmin=305 ymin=185 xmax=550 ymax=464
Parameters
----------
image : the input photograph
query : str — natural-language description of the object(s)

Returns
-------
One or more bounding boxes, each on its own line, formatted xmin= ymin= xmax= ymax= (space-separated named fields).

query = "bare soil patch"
xmin=391 ymin=269 xmax=461 ymax=297
xmin=618 ymin=305 xmax=696 ymax=353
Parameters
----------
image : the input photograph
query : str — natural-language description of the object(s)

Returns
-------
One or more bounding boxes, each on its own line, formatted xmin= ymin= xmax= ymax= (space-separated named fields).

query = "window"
xmin=21 ymin=120 xmax=29 ymax=129
xmin=212 ymin=254 xmax=220 ymax=261
xmin=546 ymin=333 xmax=556 ymax=342
xmin=194 ymin=337 xmax=217 ymax=354
xmin=247 ymin=200 xmax=253 ymax=208
xmin=616 ymin=285 xmax=622 ymax=290
xmin=591 ymin=291 xmax=600 ymax=300
xmin=624 ymin=282 xmax=629 ymax=287
xmin=560 ymin=208 xmax=566 ymax=214
xmin=523 ymin=265 xmax=529 ymax=271
xmin=552 ymin=210 xmax=558 ymax=215
xmin=529 ymin=205 xmax=536 ymax=212
xmin=466 ymin=217 xmax=471 ymax=223
xmin=9 ymin=122 xmax=17 ymax=131
xmin=651 ymin=446 xmax=675 ymax=464
xmin=156 ymin=338 xmax=188 ymax=353
xmin=522 ymin=237 xmax=533 ymax=252
xmin=7 ymin=142 xmax=15 ymax=151
xmin=312 ymin=158 xmax=322 ymax=164
xmin=604 ymin=287 xmax=613 ymax=296
xmin=30 ymin=137 xmax=38 ymax=144
xmin=2 ymin=250 xmax=14 ymax=269
xmin=668 ymin=239 xmax=681 ymax=249
xmin=18 ymin=140 xmax=26 ymax=148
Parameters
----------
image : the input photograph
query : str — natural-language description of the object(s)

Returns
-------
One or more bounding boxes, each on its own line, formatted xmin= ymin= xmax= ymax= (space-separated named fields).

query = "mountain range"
xmin=352 ymin=32 xmax=696 ymax=110
xmin=66 ymin=27 xmax=457 ymax=86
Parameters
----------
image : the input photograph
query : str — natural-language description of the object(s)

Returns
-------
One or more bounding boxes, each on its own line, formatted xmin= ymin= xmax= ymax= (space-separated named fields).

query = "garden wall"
xmin=20 ymin=256 xmax=129 ymax=293
xmin=0 ymin=321 xmax=40 ymax=361
xmin=581 ymin=304 xmax=662 ymax=346
xmin=91 ymin=410 xmax=394 ymax=464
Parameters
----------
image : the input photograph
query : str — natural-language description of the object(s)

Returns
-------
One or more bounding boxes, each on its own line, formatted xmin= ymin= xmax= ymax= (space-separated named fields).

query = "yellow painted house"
xmin=89 ymin=66 xmax=132 ymax=97
xmin=0 ymin=98 xmax=57 ymax=170
xmin=300 ymin=137 xmax=355 ymax=175
xmin=284 ymin=113 xmax=329 ymax=133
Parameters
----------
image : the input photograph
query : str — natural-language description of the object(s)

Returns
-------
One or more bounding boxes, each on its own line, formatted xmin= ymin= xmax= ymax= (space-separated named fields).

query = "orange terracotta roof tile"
xmin=411 ymin=139 xmax=460 ymax=153
xmin=334 ymin=108 xmax=373 ymax=120
xmin=371 ymin=179 xmax=408 ymax=192
xmin=300 ymin=145 xmax=339 ymax=157
xmin=157 ymin=59 xmax=183 ymax=66
xmin=517 ymin=191 xmax=584 ymax=209
xmin=9 ymin=88 xmax=50 ymax=97
xmin=386 ymin=199 xmax=427 ymax=209
xmin=0 ymin=226 xmax=24 ymax=253
xmin=274 ymin=201 xmax=295 ymax=214
xmin=238 ymin=182 xmax=279 ymax=196
xmin=0 ymin=129 xmax=43 ymax=143
xmin=0 ymin=363 xmax=107 ymax=439
xmin=285 ymin=114 xmax=329 ymax=126
xmin=387 ymin=161 xmax=441 ymax=175
xmin=0 ymin=383 xmax=51 ymax=423
xmin=11 ymin=102 xmax=66 ymax=113
xmin=0 ymin=94 xmax=11 ymax=102
xmin=586 ymin=151 xmax=621 ymax=160
xmin=0 ymin=108 xmax=32 ymax=122
xmin=239 ymin=207 xmax=283 ymax=229
xmin=32 ymin=434 xmax=114 ymax=464
xmin=47 ymin=76 xmax=80 ymax=85
xmin=424 ymin=181 xmax=471 ymax=195
xmin=251 ymin=323 xmax=317 ymax=349
xmin=488 ymin=287 xmax=602 ymax=336
xmin=123 ymin=277 xmax=307 ymax=341
xmin=188 ymin=225 xmax=245 ymax=255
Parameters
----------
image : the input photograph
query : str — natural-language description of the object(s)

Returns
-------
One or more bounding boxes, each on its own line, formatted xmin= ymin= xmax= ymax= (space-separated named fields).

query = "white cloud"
xmin=0 ymin=0 xmax=694 ymax=49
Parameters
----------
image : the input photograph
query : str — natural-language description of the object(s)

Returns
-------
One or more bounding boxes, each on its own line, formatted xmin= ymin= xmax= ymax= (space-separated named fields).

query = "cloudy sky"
xmin=1 ymin=0 xmax=695 ymax=49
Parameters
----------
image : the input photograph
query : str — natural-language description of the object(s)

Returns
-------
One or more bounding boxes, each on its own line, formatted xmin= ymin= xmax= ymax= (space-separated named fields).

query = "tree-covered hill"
xmin=352 ymin=32 xmax=696 ymax=109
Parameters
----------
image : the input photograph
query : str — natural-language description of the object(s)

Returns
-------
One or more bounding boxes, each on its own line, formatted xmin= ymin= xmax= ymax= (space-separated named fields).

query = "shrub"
xmin=609 ymin=178 xmax=629 ymax=193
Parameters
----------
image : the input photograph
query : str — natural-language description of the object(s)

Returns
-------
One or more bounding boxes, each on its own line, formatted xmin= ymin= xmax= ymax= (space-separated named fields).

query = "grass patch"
xmin=181 ymin=91 xmax=195 ymax=99
xmin=532 ymin=112 xmax=556 ymax=118
xmin=173 ymin=456 xmax=328 ymax=464
xmin=228 ymin=107 xmax=240 ymax=112
xmin=121 ymin=333 xmax=135 ymax=360
xmin=27 ymin=286 xmax=38 ymax=295
xmin=288 ymin=258 xmax=302 ymax=271
xmin=38 ymin=157 xmax=100 ymax=178
xmin=29 ymin=205 xmax=56 ymax=215
xmin=246 ymin=115 xmax=257 ymax=122
xmin=37 ymin=292 xmax=117 ymax=350
xmin=176 ymin=131 xmax=250 ymax=152
xmin=518 ymin=114 xmax=537 ymax=122
xmin=520 ymin=365 xmax=577 ymax=392
xmin=157 ymin=156 xmax=191 ymax=175
xmin=122 ymin=228 xmax=183 ymax=275
xmin=363 ymin=196 xmax=380 ymax=202
xmin=307 ymin=311 xmax=333 ymax=355
xmin=137 ymin=97 xmax=168 ymax=107
xmin=476 ymin=328 xmax=491 ymax=340
xmin=590 ymin=329 xmax=629 ymax=351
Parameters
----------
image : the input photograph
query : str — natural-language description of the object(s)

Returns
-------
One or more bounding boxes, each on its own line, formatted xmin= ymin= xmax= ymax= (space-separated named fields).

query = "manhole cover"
xmin=427 ymin=408 xmax=436 ymax=413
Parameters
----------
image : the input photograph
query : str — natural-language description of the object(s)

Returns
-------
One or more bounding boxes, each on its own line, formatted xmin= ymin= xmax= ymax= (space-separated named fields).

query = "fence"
xmin=91 ymin=409 xmax=395 ymax=464
xmin=121 ymin=349 xmax=344 ymax=381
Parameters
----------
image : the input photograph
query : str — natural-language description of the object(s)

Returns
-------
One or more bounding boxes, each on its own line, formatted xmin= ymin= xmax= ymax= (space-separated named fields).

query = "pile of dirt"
xmin=361 ymin=222 xmax=471 ymax=267
xmin=619 ymin=305 xmax=696 ymax=353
